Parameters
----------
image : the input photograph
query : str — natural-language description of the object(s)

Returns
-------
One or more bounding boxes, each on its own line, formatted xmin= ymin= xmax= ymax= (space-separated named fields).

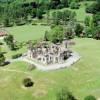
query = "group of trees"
xmin=44 ymin=25 xmax=75 ymax=43
xmin=86 ymin=0 xmax=100 ymax=14
xmin=49 ymin=0 xmax=100 ymax=40
xmin=0 ymin=0 xmax=82 ymax=27
xmin=51 ymin=10 xmax=76 ymax=25
xmin=84 ymin=0 xmax=100 ymax=39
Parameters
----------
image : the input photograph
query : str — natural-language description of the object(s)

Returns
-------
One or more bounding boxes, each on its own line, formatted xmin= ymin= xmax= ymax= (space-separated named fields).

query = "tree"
xmin=36 ymin=8 xmax=44 ymax=19
xmin=64 ymin=27 xmax=75 ymax=39
xmin=56 ymin=88 xmax=77 ymax=100
xmin=0 ymin=52 xmax=5 ymax=66
xmin=46 ymin=26 xmax=64 ymax=43
xmin=84 ymin=16 xmax=90 ymax=26
xmin=4 ymin=35 xmax=15 ymax=50
xmin=52 ymin=11 xmax=60 ymax=25
xmin=84 ymin=95 xmax=96 ymax=100
xmin=75 ymin=23 xmax=84 ymax=37
xmin=84 ymin=27 xmax=93 ymax=38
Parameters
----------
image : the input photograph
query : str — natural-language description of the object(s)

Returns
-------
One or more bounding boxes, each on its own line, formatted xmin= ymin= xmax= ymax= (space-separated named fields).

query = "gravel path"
xmin=10 ymin=52 xmax=80 ymax=71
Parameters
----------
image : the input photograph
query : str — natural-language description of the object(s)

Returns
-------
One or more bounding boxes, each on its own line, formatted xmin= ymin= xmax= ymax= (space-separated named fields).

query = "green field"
xmin=6 ymin=24 xmax=50 ymax=42
xmin=0 ymin=38 xmax=100 ymax=100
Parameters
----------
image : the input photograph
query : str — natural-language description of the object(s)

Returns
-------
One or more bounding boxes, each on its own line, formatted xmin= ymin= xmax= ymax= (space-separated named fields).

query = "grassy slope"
xmin=0 ymin=38 xmax=100 ymax=100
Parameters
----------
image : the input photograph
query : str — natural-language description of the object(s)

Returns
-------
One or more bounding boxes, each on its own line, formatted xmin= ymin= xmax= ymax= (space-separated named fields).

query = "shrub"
xmin=23 ymin=78 xmax=34 ymax=87
xmin=12 ymin=53 xmax=22 ymax=59
xmin=84 ymin=95 xmax=96 ymax=100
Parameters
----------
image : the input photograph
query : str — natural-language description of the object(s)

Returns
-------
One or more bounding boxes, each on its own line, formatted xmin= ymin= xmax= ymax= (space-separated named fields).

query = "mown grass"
xmin=0 ymin=38 xmax=100 ymax=100
xmin=6 ymin=24 xmax=50 ymax=42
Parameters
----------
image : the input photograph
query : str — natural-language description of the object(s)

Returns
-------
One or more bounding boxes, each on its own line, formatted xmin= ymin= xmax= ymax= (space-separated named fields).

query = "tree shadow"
xmin=0 ymin=61 xmax=10 ymax=67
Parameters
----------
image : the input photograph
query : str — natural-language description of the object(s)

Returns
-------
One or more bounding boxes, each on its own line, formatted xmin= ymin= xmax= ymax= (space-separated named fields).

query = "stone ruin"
xmin=27 ymin=40 xmax=74 ymax=65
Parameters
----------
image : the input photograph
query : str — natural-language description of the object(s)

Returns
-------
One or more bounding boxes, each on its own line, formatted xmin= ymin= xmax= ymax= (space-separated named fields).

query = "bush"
xmin=84 ymin=95 xmax=96 ymax=100
xmin=12 ymin=53 xmax=22 ymax=59
xmin=23 ymin=78 xmax=34 ymax=87
xmin=57 ymin=88 xmax=77 ymax=100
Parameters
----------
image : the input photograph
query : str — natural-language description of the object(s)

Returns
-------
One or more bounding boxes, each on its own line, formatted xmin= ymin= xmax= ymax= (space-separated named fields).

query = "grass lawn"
xmin=6 ymin=24 xmax=50 ymax=42
xmin=0 ymin=38 xmax=100 ymax=100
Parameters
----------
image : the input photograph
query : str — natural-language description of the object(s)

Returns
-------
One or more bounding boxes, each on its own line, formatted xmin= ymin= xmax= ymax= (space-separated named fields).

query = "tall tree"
xmin=4 ymin=35 xmax=16 ymax=50
xmin=75 ymin=23 xmax=84 ymax=37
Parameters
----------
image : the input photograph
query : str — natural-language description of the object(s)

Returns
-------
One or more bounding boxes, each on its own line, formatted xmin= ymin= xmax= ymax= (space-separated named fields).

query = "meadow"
xmin=0 ymin=38 xmax=100 ymax=100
